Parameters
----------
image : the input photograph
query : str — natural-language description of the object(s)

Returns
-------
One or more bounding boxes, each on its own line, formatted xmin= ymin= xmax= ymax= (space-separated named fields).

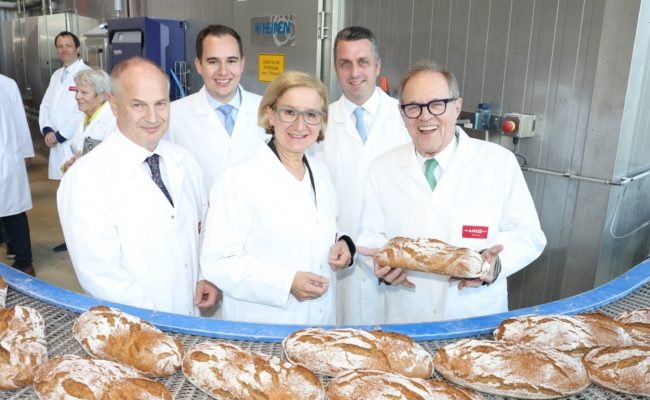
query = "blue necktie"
xmin=218 ymin=104 xmax=235 ymax=136
xmin=60 ymin=68 xmax=68 ymax=83
xmin=354 ymin=107 xmax=367 ymax=143
xmin=424 ymin=158 xmax=438 ymax=191
xmin=145 ymin=154 xmax=174 ymax=206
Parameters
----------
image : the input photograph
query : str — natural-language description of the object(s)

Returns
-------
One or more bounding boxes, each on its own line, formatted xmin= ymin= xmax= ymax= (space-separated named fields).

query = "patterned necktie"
xmin=218 ymin=104 xmax=235 ymax=136
xmin=424 ymin=158 xmax=438 ymax=191
xmin=145 ymin=154 xmax=174 ymax=206
xmin=353 ymin=107 xmax=367 ymax=143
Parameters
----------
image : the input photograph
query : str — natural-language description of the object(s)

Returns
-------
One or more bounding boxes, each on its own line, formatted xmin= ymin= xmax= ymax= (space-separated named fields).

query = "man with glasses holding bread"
xmin=357 ymin=60 xmax=546 ymax=323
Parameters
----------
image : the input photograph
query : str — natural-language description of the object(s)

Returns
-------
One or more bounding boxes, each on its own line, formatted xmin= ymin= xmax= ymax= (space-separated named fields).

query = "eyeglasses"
xmin=400 ymin=98 xmax=457 ymax=119
xmin=274 ymin=107 xmax=325 ymax=125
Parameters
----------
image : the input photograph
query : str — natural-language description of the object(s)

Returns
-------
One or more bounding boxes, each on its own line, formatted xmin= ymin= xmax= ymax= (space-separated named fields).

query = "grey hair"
xmin=74 ymin=68 xmax=111 ymax=96
xmin=398 ymin=60 xmax=460 ymax=102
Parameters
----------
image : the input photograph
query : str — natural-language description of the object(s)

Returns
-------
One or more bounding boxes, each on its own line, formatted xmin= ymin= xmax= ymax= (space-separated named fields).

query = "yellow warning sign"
xmin=258 ymin=53 xmax=285 ymax=82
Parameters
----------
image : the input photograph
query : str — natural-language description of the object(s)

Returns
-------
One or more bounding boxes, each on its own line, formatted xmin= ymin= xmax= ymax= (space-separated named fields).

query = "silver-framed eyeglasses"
xmin=274 ymin=107 xmax=325 ymax=125
xmin=400 ymin=98 xmax=457 ymax=119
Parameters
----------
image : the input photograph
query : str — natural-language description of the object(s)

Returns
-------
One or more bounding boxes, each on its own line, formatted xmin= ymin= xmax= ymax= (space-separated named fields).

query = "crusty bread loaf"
xmin=33 ymin=354 xmax=172 ymax=399
xmin=0 ymin=274 xmax=7 ymax=308
xmin=493 ymin=313 xmax=636 ymax=355
xmin=583 ymin=345 xmax=650 ymax=396
xmin=73 ymin=306 xmax=183 ymax=377
xmin=282 ymin=328 xmax=433 ymax=378
xmin=375 ymin=237 xmax=490 ymax=278
xmin=434 ymin=339 xmax=589 ymax=399
xmin=0 ymin=305 xmax=48 ymax=390
xmin=615 ymin=307 xmax=650 ymax=343
xmin=327 ymin=369 xmax=482 ymax=400
xmin=183 ymin=341 xmax=324 ymax=400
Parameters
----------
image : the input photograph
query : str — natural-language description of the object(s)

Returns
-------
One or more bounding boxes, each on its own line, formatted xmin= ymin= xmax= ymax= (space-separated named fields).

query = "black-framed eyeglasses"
xmin=400 ymin=98 xmax=457 ymax=119
xmin=274 ymin=107 xmax=325 ymax=125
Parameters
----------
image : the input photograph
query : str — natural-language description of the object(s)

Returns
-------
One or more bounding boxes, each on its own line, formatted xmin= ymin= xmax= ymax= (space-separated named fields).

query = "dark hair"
xmin=334 ymin=26 xmax=379 ymax=60
xmin=55 ymin=31 xmax=80 ymax=48
xmin=195 ymin=24 xmax=243 ymax=60
xmin=398 ymin=60 xmax=460 ymax=102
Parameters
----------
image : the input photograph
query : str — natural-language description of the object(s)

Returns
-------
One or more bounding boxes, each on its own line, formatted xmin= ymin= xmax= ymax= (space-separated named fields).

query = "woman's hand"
xmin=291 ymin=272 xmax=329 ymax=301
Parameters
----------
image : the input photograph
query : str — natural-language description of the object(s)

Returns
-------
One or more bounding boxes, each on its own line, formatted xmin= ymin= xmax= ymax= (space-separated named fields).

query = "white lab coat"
xmin=0 ymin=74 xmax=34 ymax=217
xmin=39 ymin=58 xmax=90 ymax=180
xmin=167 ymin=85 xmax=270 ymax=192
xmin=68 ymin=101 xmax=116 ymax=156
xmin=58 ymin=130 xmax=208 ymax=315
xmin=358 ymin=128 xmax=546 ymax=323
xmin=312 ymin=88 xmax=411 ymax=325
xmin=200 ymin=144 xmax=340 ymax=325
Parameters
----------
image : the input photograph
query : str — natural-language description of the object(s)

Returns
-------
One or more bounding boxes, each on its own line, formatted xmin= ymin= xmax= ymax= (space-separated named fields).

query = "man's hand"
xmin=329 ymin=240 xmax=352 ymax=270
xmin=291 ymin=272 xmax=329 ymax=301
xmin=194 ymin=279 xmax=221 ymax=309
xmin=359 ymin=246 xmax=416 ymax=288
xmin=44 ymin=131 xmax=58 ymax=148
xmin=453 ymin=244 xmax=504 ymax=290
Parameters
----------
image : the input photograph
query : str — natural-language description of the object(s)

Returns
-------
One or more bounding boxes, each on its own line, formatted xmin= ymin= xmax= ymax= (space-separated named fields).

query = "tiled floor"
xmin=1 ymin=154 xmax=83 ymax=293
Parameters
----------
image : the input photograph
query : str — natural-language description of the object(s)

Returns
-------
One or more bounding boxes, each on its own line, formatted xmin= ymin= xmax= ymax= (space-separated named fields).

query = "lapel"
xmin=193 ymin=86 xmax=224 ymax=136
xmin=330 ymin=97 xmax=362 ymax=143
xmin=158 ymin=142 xmax=185 ymax=207
xmin=232 ymin=87 xmax=256 ymax=138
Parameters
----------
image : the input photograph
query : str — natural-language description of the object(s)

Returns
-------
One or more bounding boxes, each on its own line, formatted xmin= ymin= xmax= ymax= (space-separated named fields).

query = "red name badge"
xmin=462 ymin=225 xmax=488 ymax=239
xmin=68 ymin=86 xmax=77 ymax=91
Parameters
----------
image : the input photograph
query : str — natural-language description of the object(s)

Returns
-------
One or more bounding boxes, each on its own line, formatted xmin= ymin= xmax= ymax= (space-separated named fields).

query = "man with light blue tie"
xmin=311 ymin=26 xmax=411 ymax=325
xmin=167 ymin=25 xmax=269 ymax=193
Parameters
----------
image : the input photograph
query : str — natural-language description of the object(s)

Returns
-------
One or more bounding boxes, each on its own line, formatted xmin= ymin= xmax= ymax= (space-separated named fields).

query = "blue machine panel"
xmin=108 ymin=17 xmax=185 ymax=99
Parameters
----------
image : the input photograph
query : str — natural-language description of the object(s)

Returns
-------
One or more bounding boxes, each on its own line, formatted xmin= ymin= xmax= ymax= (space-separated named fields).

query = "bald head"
xmin=108 ymin=57 xmax=171 ymax=152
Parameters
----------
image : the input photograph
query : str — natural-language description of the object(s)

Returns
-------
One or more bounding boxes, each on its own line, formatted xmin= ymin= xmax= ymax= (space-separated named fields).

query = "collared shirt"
xmin=115 ymin=130 xmax=173 ymax=192
xmin=83 ymin=101 xmax=108 ymax=130
xmin=341 ymin=87 xmax=381 ymax=139
xmin=415 ymin=130 xmax=459 ymax=183
xmin=205 ymin=86 xmax=242 ymax=130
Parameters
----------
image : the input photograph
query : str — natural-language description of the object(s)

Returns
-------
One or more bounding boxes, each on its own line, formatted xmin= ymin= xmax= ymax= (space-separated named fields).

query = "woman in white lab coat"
xmin=61 ymin=68 xmax=115 ymax=172
xmin=200 ymin=71 xmax=353 ymax=325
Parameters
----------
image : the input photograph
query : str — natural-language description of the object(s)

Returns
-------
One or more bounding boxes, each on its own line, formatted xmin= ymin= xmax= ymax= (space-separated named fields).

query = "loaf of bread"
xmin=183 ymin=341 xmax=324 ymax=400
xmin=33 ymin=354 xmax=172 ymax=399
xmin=73 ymin=305 xmax=183 ymax=377
xmin=375 ymin=237 xmax=490 ymax=278
xmin=583 ymin=345 xmax=650 ymax=396
xmin=0 ymin=305 xmax=48 ymax=390
xmin=0 ymin=274 xmax=6 ymax=308
xmin=282 ymin=328 xmax=433 ymax=378
xmin=327 ymin=369 xmax=482 ymax=400
xmin=615 ymin=307 xmax=650 ymax=343
xmin=493 ymin=313 xmax=636 ymax=355
xmin=434 ymin=338 xmax=589 ymax=399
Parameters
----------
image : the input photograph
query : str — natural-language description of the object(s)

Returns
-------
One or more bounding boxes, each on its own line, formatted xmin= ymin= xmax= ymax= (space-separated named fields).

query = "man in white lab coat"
xmin=167 ymin=24 xmax=268 ymax=192
xmin=58 ymin=57 xmax=219 ymax=315
xmin=39 ymin=31 xmax=90 ymax=181
xmin=0 ymin=74 xmax=35 ymax=276
xmin=358 ymin=60 xmax=546 ymax=323
xmin=312 ymin=26 xmax=411 ymax=325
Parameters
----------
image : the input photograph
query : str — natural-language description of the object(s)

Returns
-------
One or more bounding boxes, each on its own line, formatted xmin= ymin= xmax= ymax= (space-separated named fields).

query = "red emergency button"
xmin=502 ymin=119 xmax=517 ymax=134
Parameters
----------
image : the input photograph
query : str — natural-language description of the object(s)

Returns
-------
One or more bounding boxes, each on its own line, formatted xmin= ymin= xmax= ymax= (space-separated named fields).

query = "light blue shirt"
xmin=205 ymin=87 xmax=242 ymax=130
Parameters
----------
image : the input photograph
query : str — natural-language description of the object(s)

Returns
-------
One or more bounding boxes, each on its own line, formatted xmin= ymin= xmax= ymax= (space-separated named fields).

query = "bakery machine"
xmin=1 ymin=260 xmax=649 ymax=399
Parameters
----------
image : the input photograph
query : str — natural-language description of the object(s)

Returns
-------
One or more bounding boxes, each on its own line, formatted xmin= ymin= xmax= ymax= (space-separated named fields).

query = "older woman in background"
xmin=201 ymin=71 xmax=354 ymax=325
xmin=62 ymin=68 xmax=115 ymax=172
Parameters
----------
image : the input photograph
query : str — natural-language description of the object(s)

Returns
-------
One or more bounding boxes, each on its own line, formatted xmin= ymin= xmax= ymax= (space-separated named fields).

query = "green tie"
xmin=424 ymin=158 xmax=438 ymax=191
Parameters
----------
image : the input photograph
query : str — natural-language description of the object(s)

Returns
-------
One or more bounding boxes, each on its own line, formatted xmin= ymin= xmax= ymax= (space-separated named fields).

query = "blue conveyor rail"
xmin=1 ymin=260 xmax=648 ymax=342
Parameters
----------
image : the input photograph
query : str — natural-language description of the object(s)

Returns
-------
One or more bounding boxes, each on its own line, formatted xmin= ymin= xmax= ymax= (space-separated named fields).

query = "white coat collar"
xmin=399 ymin=127 xmax=478 ymax=171
xmin=193 ymin=85 xmax=255 ymax=116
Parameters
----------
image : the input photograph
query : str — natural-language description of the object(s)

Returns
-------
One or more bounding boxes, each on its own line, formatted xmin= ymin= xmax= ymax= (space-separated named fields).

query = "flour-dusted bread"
xmin=615 ymin=307 xmax=650 ymax=343
xmin=583 ymin=345 xmax=650 ymax=396
xmin=434 ymin=339 xmax=589 ymax=399
xmin=0 ymin=305 xmax=48 ymax=390
xmin=33 ymin=354 xmax=172 ymax=399
xmin=375 ymin=237 xmax=490 ymax=278
xmin=0 ymin=274 xmax=7 ymax=308
xmin=327 ymin=369 xmax=483 ymax=400
xmin=493 ymin=313 xmax=636 ymax=355
xmin=282 ymin=328 xmax=433 ymax=378
xmin=183 ymin=341 xmax=324 ymax=400
xmin=73 ymin=305 xmax=183 ymax=377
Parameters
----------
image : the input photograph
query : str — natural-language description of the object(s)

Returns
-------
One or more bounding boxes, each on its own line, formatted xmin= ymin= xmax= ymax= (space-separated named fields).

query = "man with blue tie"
xmin=58 ymin=57 xmax=219 ymax=315
xmin=167 ymin=25 xmax=268 ymax=192
xmin=312 ymin=26 xmax=411 ymax=325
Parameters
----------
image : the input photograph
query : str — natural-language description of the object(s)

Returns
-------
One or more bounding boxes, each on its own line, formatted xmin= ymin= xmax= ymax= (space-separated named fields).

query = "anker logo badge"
xmin=462 ymin=225 xmax=488 ymax=239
